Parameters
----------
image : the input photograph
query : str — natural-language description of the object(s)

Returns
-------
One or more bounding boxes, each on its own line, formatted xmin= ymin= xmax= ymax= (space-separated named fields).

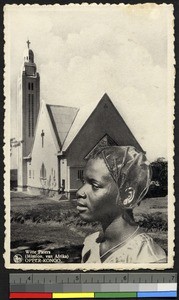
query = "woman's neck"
xmin=101 ymin=215 xmax=138 ymax=244
xmin=99 ymin=215 xmax=140 ymax=261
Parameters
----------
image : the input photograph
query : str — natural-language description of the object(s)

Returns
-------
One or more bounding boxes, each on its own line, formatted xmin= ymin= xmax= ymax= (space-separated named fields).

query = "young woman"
xmin=76 ymin=146 xmax=167 ymax=263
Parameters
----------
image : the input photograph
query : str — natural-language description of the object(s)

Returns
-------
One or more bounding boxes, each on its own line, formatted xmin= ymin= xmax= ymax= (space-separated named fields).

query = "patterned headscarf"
xmin=91 ymin=146 xmax=152 ymax=209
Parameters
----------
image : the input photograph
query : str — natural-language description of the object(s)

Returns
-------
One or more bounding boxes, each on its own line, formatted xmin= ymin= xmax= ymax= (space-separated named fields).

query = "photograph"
xmin=4 ymin=3 xmax=174 ymax=269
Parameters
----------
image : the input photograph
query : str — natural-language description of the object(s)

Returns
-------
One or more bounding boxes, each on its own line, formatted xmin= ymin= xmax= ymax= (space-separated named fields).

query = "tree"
xmin=148 ymin=157 xmax=168 ymax=197
xmin=10 ymin=138 xmax=23 ymax=156
xmin=152 ymin=158 xmax=167 ymax=185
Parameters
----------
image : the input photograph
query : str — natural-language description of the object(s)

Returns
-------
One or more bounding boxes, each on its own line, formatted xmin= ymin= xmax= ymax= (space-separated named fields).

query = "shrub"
xmin=137 ymin=213 xmax=167 ymax=231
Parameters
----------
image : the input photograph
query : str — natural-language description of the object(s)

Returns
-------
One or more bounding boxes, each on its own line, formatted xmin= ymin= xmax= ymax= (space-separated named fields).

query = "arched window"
xmin=40 ymin=163 xmax=46 ymax=179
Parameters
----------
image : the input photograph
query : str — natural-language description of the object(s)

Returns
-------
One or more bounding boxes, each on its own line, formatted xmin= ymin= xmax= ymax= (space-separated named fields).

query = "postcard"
xmin=4 ymin=3 xmax=175 ymax=270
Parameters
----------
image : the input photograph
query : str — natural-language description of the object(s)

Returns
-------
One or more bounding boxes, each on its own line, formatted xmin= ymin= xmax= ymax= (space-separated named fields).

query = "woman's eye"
xmin=92 ymin=184 xmax=100 ymax=190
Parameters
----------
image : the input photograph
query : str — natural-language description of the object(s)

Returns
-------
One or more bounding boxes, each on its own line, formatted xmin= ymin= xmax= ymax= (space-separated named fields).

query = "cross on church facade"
xmin=41 ymin=130 xmax=45 ymax=148
xmin=27 ymin=39 xmax=31 ymax=49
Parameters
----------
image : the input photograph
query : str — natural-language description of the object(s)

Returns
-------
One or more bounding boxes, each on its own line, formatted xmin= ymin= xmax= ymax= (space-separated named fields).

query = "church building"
xmin=17 ymin=42 xmax=143 ymax=199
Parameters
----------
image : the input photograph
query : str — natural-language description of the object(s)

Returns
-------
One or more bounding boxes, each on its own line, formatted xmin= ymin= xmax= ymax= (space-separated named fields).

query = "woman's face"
xmin=76 ymin=158 xmax=121 ymax=223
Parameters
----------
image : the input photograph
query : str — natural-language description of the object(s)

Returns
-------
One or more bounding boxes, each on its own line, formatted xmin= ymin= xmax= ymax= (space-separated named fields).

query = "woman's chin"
xmin=78 ymin=212 xmax=94 ymax=222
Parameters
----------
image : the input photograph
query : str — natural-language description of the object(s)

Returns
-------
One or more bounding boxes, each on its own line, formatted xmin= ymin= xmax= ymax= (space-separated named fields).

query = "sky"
xmin=5 ymin=4 xmax=174 ymax=163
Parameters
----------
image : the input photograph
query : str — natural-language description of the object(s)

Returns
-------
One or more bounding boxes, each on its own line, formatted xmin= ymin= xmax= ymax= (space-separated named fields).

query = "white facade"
xmin=28 ymin=102 xmax=59 ymax=195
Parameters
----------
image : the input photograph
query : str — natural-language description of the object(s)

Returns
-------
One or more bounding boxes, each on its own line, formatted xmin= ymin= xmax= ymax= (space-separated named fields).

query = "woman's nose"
xmin=76 ymin=186 xmax=87 ymax=199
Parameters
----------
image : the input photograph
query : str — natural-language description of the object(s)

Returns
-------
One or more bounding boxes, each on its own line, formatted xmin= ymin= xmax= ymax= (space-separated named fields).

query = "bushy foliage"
xmin=146 ymin=158 xmax=168 ymax=198
xmin=137 ymin=212 xmax=167 ymax=231
xmin=11 ymin=206 xmax=167 ymax=232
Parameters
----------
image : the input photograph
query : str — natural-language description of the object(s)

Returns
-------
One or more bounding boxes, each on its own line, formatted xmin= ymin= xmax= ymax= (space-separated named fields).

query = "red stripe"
xmin=10 ymin=292 xmax=52 ymax=298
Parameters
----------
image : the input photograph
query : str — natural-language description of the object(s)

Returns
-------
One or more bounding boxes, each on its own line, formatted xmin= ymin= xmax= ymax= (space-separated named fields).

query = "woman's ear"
xmin=122 ymin=187 xmax=135 ymax=207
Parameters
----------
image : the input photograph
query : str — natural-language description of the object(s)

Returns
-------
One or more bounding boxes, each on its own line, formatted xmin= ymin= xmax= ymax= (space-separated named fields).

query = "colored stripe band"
xmin=137 ymin=291 xmax=177 ymax=298
xmin=95 ymin=292 xmax=137 ymax=298
xmin=10 ymin=292 xmax=52 ymax=298
xmin=53 ymin=292 xmax=94 ymax=298
xmin=9 ymin=291 xmax=177 ymax=299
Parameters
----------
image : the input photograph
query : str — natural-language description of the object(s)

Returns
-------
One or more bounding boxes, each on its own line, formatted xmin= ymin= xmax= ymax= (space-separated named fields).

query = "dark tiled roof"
xmin=46 ymin=104 xmax=79 ymax=148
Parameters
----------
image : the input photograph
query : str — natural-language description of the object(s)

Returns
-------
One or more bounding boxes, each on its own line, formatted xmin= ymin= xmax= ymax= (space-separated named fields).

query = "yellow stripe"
xmin=52 ymin=292 xmax=94 ymax=298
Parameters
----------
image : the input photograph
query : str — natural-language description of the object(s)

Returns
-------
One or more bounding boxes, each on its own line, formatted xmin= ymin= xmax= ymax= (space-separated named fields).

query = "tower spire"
xmin=27 ymin=39 xmax=30 ymax=49
xmin=23 ymin=40 xmax=34 ymax=65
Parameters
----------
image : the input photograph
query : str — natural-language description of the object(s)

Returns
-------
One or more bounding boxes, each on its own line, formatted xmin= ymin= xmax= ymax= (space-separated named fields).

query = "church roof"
xmin=43 ymin=93 xmax=142 ymax=155
xmin=61 ymin=93 xmax=142 ymax=153
xmin=46 ymin=104 xmax=79 ymax=148
xmin=61 ymin=98 xmax=100 ymax=152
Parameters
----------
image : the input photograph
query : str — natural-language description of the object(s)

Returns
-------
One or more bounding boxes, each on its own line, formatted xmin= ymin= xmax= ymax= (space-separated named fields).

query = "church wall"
xmin=28 ymin=104 xmax=59 ymax=195
xmin=17 ymin=77 xmax=23 ymax=142
xmin=17 ymin=76 xmax=28 ymax=189
xmin=70 ymin=167 xmax=83 ymax=190
xmin=17 ymin=77 xmax=23 ymax=188
xmin=17 ymin=144 xmax=28 ymax=190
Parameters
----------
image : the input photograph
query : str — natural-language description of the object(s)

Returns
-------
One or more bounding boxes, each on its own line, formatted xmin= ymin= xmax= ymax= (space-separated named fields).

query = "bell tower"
xmin=17 ymin=40 xmax=40 ymax=190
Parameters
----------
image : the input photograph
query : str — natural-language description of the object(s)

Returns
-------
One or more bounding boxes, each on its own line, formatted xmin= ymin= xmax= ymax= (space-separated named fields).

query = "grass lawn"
xmin=10 ymin=192 xmax=168 ymax=262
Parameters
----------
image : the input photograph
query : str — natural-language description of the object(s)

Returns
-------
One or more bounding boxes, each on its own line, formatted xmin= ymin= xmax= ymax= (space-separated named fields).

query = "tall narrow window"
xmin=28 ymin=94 xmax=31 ymax=137
xmin=40 ymin=163 xmax=46 ymax=179
xmin=28 ymin=82 xmax=30 ymax=90
xmin=78 ymin=170 xmax=84 ymax=181
xmin=31 ymin=94 xmax=34 ymax=136
xmin=31 ymin=83 xmax=34 ymax=90
xmin=28 ymin=93 xmax=34 ymax=137
xmin=41 ymin=130 xmax=45 ymax=148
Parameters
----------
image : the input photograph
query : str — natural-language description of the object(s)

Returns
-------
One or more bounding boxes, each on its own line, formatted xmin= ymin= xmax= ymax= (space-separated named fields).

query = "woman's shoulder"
xmin=127 ymin=232 xmax=167 ymax=263
xmin=106 ymin=232 xmax=167 ymax=264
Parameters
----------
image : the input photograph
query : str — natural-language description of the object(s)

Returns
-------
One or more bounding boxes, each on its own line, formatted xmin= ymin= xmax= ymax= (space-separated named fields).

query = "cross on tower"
xmin=27 ymin=39 xmax=31 ymax=49
xmin=41 ymin=130 xmax=45 ymax=148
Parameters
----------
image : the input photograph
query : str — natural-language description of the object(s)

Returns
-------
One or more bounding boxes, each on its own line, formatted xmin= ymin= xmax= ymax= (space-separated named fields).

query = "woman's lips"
xmin=76 ymin=202 xmax=88 ymax=212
